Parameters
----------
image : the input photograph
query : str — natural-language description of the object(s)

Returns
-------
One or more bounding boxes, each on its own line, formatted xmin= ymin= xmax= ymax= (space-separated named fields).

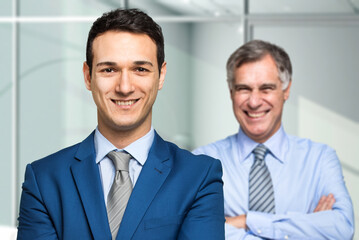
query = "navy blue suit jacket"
xmin=17 ymin=132 xmax=225 ymax=239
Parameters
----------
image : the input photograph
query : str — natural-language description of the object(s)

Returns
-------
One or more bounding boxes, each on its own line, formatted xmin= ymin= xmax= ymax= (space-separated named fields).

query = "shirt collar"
xmin=94 ymin=127 xmax=155 ymax=166
xmin=237 ymin=125 xmax=288 ymax=163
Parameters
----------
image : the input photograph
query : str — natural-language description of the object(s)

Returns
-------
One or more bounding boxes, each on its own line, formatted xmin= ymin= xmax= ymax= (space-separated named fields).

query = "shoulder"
xmin=166 ymin=140 xmax=220 ymax=167
xmin=29 ymin=132 xmax=95 ymax=173
xmin=156 ymin=138 xmax=223 ymax=180
xmin=30 ymin=142 xmax=81 ymax=171
xmin=162 ymin=140 xmax=223 ymax=188
xmin=286 ymin=135 xmax=338 ymax=165
xmin=288 ymin=135 xmax=335 ymax=154
xmin=192 ymin=134 xmax=237 ymax=159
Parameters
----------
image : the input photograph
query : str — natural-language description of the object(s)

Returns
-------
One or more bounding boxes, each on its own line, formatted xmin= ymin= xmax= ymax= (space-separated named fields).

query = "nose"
xmin=115 ymin=70 xmax=134 ymax=95
xmin=248 ymin=91 xmax=262 ymax=109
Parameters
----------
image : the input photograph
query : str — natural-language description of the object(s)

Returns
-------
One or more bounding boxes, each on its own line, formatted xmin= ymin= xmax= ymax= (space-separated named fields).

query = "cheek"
xmin=93 ymin=79 xmax=114 ymax=94
xmin=263 ymin=93 xmax=284 ymax=105
xmin=232 ymin=95 xmax=246 ymax=108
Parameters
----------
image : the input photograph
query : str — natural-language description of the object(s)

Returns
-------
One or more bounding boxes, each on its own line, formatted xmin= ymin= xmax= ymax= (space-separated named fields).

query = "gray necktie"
xmin=248 ymin=144 xmax=275 ymax=213
xmin=107 ymin=151 xmax=133 ymax=239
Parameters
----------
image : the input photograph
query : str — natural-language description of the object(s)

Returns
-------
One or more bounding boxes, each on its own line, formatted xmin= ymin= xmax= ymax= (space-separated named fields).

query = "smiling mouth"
xmin=113 ymin=99 xmax=138 ymax=106
xmin=246 ymin=111 xmax=268 ymax=118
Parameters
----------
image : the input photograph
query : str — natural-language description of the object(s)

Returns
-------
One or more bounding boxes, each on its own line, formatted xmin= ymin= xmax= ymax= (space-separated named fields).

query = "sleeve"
xmin=245 ymin=147 xmax=354 ymax=240
xmin=225 ymin=223 xmax=262 ymax=240
xmin=17 ymin=164 xmax=58 ymax=240
xmin=178 ymin=158 xmax=225 ymax=240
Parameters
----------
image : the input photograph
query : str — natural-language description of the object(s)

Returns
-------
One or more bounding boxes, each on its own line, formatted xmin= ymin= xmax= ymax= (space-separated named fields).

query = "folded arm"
xmin=225 ymin=149 xmax=354 ymax=240
xmin=225 ymin=193 xmax=337 ymax=239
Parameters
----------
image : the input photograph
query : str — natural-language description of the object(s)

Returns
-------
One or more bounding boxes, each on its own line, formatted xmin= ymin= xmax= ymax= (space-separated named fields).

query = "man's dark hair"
xmin=86 ymin=8 xmax=165 ymax=75
xmin=227 ymin=39 xmax=292 ymax=90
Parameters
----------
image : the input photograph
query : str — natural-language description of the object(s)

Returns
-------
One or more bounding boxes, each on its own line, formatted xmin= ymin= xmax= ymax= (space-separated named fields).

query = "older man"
xmin=194 ymin=40 xmax=354 ymax=239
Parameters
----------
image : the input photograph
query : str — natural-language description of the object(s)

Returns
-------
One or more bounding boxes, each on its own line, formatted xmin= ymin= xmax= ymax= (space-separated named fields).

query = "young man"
xmin=17 ymin=9 xmax=224 ymax=240
xmin=193 ymin=40 xmax=354 ymax=239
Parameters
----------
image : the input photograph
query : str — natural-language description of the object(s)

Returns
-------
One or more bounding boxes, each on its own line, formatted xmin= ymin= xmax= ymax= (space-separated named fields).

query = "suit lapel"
xmin=116 ymin=132 xmax=173 ymax=240
xmin=70 ymin=132 xmax=111 ymax=240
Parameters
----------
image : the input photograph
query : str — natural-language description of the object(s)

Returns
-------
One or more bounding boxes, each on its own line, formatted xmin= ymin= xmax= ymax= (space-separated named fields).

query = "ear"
xmin=283 ymin=80 xmax=292 ymax=101
xmin=83 ymin=62 xmax=92 ymax=91
xmin=158 ymin=61 xmax=167 ymax=90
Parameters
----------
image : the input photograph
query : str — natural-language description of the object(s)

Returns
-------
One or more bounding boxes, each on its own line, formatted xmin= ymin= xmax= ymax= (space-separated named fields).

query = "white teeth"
xmin=115 ymin=100 xmax=135 ymax=106
xmin=248 ymin=112 xmax=265 ymax=118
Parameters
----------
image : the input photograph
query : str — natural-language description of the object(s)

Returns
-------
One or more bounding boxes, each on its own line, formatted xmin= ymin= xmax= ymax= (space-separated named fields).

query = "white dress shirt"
xmin=94 ymin=127 xmax=155 ymax=204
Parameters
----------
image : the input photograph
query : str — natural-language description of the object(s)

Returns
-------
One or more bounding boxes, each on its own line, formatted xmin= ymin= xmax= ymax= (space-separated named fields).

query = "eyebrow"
xmin=234 ymin=84 xmax=250 ymax=88
xmin=260 ymin=83 xmax=277 ymax=88
xmin=95 ymin=60 xmax=154 ymax=68
xmin=134 ymin=60 xmax=153 ymax=67
xmin=96 ymin=61 xmax=117 ymax=67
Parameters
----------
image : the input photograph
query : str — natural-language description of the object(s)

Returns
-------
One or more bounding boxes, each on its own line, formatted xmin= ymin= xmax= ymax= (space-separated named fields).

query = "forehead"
xmin=234 ymin=55 xmax=280 ymax=85
xmin=92 ymin=31 xmax=158 ymax=64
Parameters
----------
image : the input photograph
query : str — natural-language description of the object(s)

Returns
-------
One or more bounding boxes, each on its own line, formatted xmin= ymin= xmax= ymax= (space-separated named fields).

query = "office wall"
xmin=190 ymin=22 xmax=243 ymax=147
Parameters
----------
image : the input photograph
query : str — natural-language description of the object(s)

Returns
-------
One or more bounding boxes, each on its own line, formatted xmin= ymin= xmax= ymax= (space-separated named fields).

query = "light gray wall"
xmin=153 ymin=23 xmax=193 ymax=149
xmin=0 ymin=24 xmax=13 ymax=225
xmin=190 ymin=22 xmax=243 ymax=149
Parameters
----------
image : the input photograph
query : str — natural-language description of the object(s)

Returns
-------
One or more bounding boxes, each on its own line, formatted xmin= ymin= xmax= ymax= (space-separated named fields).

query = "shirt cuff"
xmin=225 ymin=223 xmax=263 ymax=240
xmin=246 ymin=211 xmax=291 ymax=239
xmin=246 ymin=211 xmax=275 ymax=238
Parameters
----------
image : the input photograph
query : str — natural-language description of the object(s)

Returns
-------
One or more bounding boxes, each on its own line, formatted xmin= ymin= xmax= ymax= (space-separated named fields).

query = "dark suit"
xmin=17 ymin=131 xmax=225 ymax=239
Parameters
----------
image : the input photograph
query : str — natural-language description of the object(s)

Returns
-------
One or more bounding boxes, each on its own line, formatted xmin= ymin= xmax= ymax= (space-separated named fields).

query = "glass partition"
xmin=0 ymin=23 xmax=13 ymax=225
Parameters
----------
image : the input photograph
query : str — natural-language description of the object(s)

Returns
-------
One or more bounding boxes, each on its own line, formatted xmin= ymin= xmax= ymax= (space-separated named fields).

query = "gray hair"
xmin=226 ymin=40 xmax=292 ymax=90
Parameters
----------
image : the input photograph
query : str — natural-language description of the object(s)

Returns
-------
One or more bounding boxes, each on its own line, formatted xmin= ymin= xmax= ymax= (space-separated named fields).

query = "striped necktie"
xmin=106 ymin=151 xmax=133 ymax=239
xmin=248 ymin=144 xmax=275 ymax=213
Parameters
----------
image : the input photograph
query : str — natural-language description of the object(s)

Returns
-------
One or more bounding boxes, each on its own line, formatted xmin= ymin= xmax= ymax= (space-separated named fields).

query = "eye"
xmin=136 ymin=67 xmax=149 ymax=72
xmin=234 ymin=85 xmax=250 ymax=92
xmin=104 ymin=68 xmax=114 ymax=73
xmin=260 ymin=84 xmax=276 ymax=92
xmin=99 ymin=67 xmax=116 ymax=73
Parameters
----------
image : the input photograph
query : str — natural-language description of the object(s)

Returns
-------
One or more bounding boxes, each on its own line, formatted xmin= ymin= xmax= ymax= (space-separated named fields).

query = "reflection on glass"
xmin=19 ymin=0 xmax=116 ymax=16
xmin=130 ymin=0 xmax=243 ymax=17
xmin=250 ymin=0 xmax=357 ymax=14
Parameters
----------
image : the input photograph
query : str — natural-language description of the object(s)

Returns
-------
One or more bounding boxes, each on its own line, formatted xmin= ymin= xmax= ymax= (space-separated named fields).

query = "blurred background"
xmin=1 ymin=0 xmax=358 ymax=238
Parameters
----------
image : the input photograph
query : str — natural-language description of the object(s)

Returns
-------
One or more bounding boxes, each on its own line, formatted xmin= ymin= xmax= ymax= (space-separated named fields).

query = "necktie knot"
xmin=107 ymin=151 xmax=131 ymax=172
xmin=253 ymin=144 xmax=268 ymax=162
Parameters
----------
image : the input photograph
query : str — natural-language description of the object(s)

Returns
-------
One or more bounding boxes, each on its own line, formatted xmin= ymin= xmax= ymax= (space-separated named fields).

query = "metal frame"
xmin=11 ymin=0 xmax=19 ymax=226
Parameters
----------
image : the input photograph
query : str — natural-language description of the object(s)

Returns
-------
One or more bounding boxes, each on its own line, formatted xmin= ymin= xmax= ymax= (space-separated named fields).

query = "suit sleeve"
xmin=177 ymin=158 xmax=225 ymax=240
xmin=17 ymin=164 xmax=58 ymax=240
xmin=245 ymin=148 xmax=354 ymax=240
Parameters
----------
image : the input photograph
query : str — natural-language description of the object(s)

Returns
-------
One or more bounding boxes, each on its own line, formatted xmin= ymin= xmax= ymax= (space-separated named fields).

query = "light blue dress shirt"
xmin=94 ymin=127 xmax=154 ymax=204
xmin=193 ymin=126 xmax=354 ymax=239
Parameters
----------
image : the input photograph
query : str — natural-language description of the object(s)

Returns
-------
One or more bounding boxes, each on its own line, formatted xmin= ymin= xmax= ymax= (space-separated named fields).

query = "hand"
xmin=225 ymin=214 xmax=247 ymax=229
xmin=314 ymin=193 xmax=335 ymax=212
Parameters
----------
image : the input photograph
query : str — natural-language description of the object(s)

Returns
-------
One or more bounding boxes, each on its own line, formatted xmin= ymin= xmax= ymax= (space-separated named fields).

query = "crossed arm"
xmin=226 ymin=144 xmax=355 ymax=240
xmin=226 ymin=193 xmax=336 ymax=229
xmin=224 ymin=164 xmax=354 ymax=240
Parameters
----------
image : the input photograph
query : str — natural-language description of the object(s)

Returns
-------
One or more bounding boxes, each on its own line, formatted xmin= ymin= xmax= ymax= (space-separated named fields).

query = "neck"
xmin=98 ymin=124 xmax=151 ymax=149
